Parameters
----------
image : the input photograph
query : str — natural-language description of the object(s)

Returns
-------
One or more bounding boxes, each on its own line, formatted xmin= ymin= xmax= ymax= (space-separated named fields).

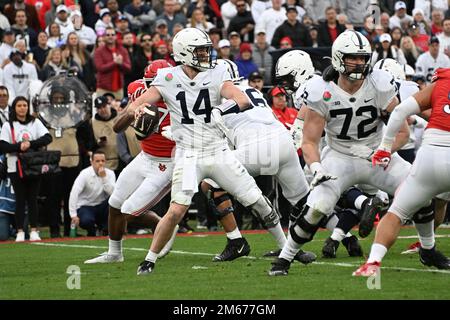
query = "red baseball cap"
xmin=271 ymin=87 xmax=286 ymax=96
xmin=240 ymin=42 xmax=252 ymax=54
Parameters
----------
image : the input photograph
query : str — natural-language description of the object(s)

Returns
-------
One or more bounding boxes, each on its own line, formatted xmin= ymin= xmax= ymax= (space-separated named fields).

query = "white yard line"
xmin=31 ymin=242 xmax=450 ymax=274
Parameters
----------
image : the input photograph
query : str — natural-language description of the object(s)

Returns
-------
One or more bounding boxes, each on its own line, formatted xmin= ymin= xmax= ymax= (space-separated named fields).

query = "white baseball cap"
xmin=379 ymin=33 xmax=392 ymax=43
xmin=56 ymin=4 xmax=68 ymax=13
xmin=218 ymin=39 xmax=231 ymax=48
xmin=395 ymin=1 xmax=406 ymax=11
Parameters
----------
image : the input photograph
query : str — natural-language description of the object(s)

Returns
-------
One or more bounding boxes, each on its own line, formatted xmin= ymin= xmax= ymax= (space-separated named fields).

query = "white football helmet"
xmin=275 ymin=50 xmax=314 ymax=94
xmin=404 ymin=64 xmax=415 ymax=78
xmin=217 ymin=59 xmax=243 ymax=84
xmin=332 ymin=30 xmax=372 ymax=80
xmin=172 ymin=28 xmax=216 ymax=71
xmin=373 ymin=58 xmax=406 ymax=80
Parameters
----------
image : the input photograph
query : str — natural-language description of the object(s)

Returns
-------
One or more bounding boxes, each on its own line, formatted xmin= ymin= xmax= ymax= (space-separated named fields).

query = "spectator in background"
xmin=46 ymin=22 xmax=64 ymax=49
xmin=338 ymin=0 xmax=370 ymax=27
xmin=0 ymin=30 xmax=16 ymax=68
xmin=360 ymin=15 xmax=378 ymax=44
xmin=0 ymin=96 xmax=52 ymax=242
xmin=390 ymin=26 xmax=404 ymax=48
xmin=379 ymin=12 xmax=391 ymax=33
xmin=235 ymin=42 xmax=258 ymax=79
xmin=71 ymin=10 xmax=97 ymax=50
xmin=187 ymin=0 xmax=222 ymax=28
xmin=270 ymin=87 xmax=296 ymax=129
xmin=50 ymin=5 xmax=74 ymax=41
xmin=283 ymin=0 xmax=306 ymax=22
xmin=89 ymin=95 xmax=120 ymax=172
xmin=95 ymin=8 xmax=114 ymax=33
xmin=227 ymin=0 xmax=254 ymax=43
xmin=336 ymin=13 xmax=353 ymax=30
xmin=3 ymin=50 xmax=38 ymax=102
xmin=3 ymin=0 xmax=40 ymax=32
xmin=228 ymin=31 xmax=241 ymax=58
xmin=302 ymin=15 xmax=313 ymax=29
xmin=44 ymin=0 xmax=62 ymax=27
xmin=248 ymin=71 xmax=267 ymax=100
xmin=371 ymin=33 xmax=407 ymax=66
xmin=30 ymin=31 xmax=50 ymax=69
xmin=379 ymin=0 xmax=395 ymax=16
xmin=155 ymin=19 xmax=170 ymax=42
xmin=317 ymin=6 xmax=346 ymax=47
xmin=309 ymin=25 xmax=319 ymax=47
xmin=415 ymin=36 xmax=450 ymax=83
xmin=69 ymin=150 xmax=115 ymax=237
xmin=64 ymin=32 xmax=96 ymax=91
xmin=0 ymin=10 xmax=11 ymax=32
xmin=407 ymin=22 xmax=430 ymax=53
xmin=94 ymin=27 xmax=131 ymax=100
xmin=217 ymin=39 xmax=233 ymax=60
xmin=188 ymin=8 xmax=216 ymax=33
xmin=251 ymin=29 xmax=274 ymax=85
xmin=412 ymin=8 xmax=431 ymax=35
xmin=279 ymin=36 xmax=292 ymax=49
xmin=303 ymin=0 xmax=337 ymax=23
xmin=123 ymin=0 xmax=156 ymax=33
xmin=389 ymin=1 xmax=413 ymax=30
xmin=221 ymin=0 xmax=238 ymax=30
xmin=156 ymin=0 xmax=187 ymax=37
xmin=438 ymin=17 xmax=450 ymax=57
xmin=121 ymin=31 xmax=138 ymax=90
xmin=251 ymin=0 xmax=271 ymax=25
xmin=256 ymin=0 xmax=286 ymax=45
xmin=271 ymin=5 xmax=311 ymax=49
xmin=11 ymin=9 xmax=37 ymax=50
xmin=131 ymin=33 xmax=153 ymax=79
xmin=106 ymin=0 xmax=122 ymax=23
xmin=400 ymin=35 xmax=421 ymax=67
xmin=39 ymin=47 xmax=68 ymax=81
xmin=431 ymin=10 xmax=445 ymax=35
xmin=153 ymin=40 xmax=175 ymax=66
xmin=115 ymin=15 xmax=132 ymax=46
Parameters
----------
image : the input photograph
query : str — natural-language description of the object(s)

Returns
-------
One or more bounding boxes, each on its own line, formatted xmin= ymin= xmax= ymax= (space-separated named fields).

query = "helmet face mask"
xmin=275 ymin=49 xmax=315 ymax=94
xmin=173 ymin=28 xmax=217 ymax=71
xmin=276 ymin=73 xmax=297 ymax=94
xmin=332 ymin=30 xmax=372 ymax=81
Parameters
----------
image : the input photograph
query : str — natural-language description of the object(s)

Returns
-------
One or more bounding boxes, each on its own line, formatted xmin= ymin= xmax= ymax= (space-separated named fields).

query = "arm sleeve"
xmin=0 ymin=122 xmax=21 ymax=153
xmin=69 ymin=173 xmax=84 ymax=218
xmin=94 ymin=50 xmax=116 ymax=73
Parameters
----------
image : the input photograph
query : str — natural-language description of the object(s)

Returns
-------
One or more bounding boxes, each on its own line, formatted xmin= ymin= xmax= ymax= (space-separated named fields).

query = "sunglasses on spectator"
xmin=142 ymin=38 xmax=152 ymax=42
xmin=106 ymin=33 xmax=116 ymax=36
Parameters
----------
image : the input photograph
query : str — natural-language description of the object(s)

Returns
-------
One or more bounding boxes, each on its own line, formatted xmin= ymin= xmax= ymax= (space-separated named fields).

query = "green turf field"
xmin=1 ymin=227 xmax=449 ymax=300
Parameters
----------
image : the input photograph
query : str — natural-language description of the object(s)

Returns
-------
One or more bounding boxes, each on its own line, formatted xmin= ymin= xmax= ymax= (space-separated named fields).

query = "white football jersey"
xmin=396 ymin=79 xmax=422 ymax=150
xmin=152 ymin=63 xmax=231 ymax=153
xmin=415 ymin=52 xmax=450 ymax=83
xmin=303 ymin=69 xmax=398 ymax=155
xmin=223 ymin=84 xmax=285 ymax=145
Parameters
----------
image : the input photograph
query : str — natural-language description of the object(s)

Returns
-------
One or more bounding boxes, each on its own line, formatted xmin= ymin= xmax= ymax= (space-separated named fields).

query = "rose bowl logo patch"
xmin=323 ymin=91 xmax=332 ymax=101
xmin=165 ymin=73 xmax=173 ymax=81
xmin=41 ymin=164 xmax=49 ymax=174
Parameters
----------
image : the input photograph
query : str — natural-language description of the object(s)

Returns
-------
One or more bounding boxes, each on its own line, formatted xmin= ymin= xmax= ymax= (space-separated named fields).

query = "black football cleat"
xmin=137 ymin=260 xmax=155 ymax=275
xmin=359 ymin=197 xmax=384 ymax=238
xmin=322 ymin=236 xmax=339 ymax=258
xmin=342 ymin=235 xmax=363 ymax=257
xmin=419 ymin=247 xmax=450 ymax=270
xmin=213 ymin=237 xmax=251 ymax=262
xmin=294 ymin=250 xmax=317 ymax=265
xmin=268 ymin=257 xmax=291 ymax=276
xmin=263 ymin=249 xmax=281 ymax=257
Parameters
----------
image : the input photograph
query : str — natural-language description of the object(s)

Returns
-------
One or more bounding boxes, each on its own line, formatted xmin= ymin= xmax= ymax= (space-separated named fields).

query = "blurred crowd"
xmin=0 ymin=0 xmax=450 ymax=240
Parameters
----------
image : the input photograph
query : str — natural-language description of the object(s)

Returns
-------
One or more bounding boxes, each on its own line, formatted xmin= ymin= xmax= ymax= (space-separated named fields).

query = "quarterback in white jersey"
xmin=268 ymin=30 xmax=417 ymax=276
xmin=127 ymin=28 xmax=281 ymax=275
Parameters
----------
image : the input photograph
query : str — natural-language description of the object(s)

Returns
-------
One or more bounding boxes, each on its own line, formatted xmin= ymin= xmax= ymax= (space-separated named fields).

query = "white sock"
xmin=268 ymin=223 xmax=287 ymax=249
xmin=108 ymin=239 xmax=122 ymax=255
xmin=354 ymin=195 xmax=367 ymax=210
xmin=367 ymin=243 xmax=387 ymax=263
xmin=325 ymin=214 xmax=339 ymax=231
xmin=345 ymin=232 xmax=353 ymax=238
xmin=330 ymin=228 xmax=346 ymax=242
xmin=226 ymin=227 xmax=242 ymax=240
xmin=279 ymin=235 xmax=302 ymax=261
xmin=145 ymin=250 xmax=158 ymax=263
xmin=414 ymin=221 xmax=435 ymax=250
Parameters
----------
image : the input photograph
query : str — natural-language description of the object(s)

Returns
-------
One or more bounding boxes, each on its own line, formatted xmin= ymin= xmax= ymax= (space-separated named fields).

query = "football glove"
xmin=290 ymin=118 xmax=304 ymax=150
xmin=161 ymin=126 xmax=173 ymax=141
xmin=372 ymin=148 xmax=392 ymax=169
xmin=309 ymin=162 xmax=337 ymax=190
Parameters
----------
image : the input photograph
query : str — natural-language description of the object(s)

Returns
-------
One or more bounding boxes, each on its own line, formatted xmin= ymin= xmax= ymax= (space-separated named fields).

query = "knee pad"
xmin=290 ymin=192 xmax=310 ymax=223
xmin=290 ymin=206 xmax=320 ymax=244
xmin=249 ymin=195 xmax=280 ymax=228
xmin=413 ymin=201 xmax=435 ymax=224
xmin=210 ymin=192 xmax=234 ymax=219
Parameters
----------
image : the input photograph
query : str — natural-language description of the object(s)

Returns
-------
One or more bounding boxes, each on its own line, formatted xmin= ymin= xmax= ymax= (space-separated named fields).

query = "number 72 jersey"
xmin=152 ymin=63 xmax=231 ymax=152
xmin=302 ymin=69 xmax=398 ymax=155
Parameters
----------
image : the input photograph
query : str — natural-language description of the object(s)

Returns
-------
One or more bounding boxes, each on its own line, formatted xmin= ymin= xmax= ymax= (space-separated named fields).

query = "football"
xmin=132 ymin=104 xmax=159 ymax=140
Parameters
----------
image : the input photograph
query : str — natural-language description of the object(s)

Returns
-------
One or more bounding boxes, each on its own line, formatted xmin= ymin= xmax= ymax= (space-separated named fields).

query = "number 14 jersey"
xmin=152 ymin=63 xmax=231 ymax=153
xmin=302 ymin=69 xmax=398 ymax=155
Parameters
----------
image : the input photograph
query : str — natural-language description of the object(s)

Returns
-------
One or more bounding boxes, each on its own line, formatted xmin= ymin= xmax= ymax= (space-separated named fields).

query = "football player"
xmin=353 ymin=68 xmax=450 ymax=276
xmin=200 ymin=59 xmax=316 ymax=264
xmin=84 ymin=60 xmax=177 ymax=264
xmin=128 ymin=28 xmax=282 ymax=275
xmin=269 ymin=30 xmax=444 ymax=276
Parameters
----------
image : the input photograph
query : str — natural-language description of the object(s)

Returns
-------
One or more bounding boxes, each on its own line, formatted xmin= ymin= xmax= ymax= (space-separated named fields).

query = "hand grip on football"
xmin=132 ymin=103 xmax=159 ymax=140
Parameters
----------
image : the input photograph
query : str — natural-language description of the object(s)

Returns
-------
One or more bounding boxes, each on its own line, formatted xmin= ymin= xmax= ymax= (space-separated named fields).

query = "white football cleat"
xmin=84 ymin=252 xmax=124 ymax=264
xmin=157 ymin=225 xmax=179 ymax=259
xmin=29 ymin=231 xmax=41 ymax=241
xmin=15 ymin=231 xmax=25 ymax=242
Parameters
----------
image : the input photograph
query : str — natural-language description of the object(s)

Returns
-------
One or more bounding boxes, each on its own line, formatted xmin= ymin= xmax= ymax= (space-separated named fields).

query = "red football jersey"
xmin=427 ymin=68 xmax=450 ymax=133
xmin=127 ymin=79 xmax=175 ymax=158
